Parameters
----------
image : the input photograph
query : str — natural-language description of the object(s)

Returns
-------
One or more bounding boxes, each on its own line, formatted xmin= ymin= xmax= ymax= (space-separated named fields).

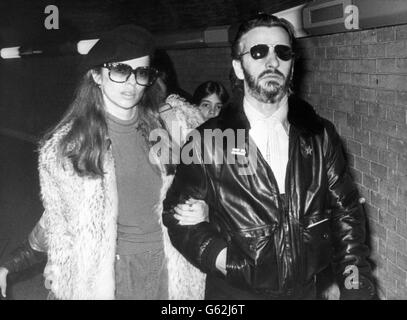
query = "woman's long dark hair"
xmin=40 ymin=67 xmax=165 ymax=178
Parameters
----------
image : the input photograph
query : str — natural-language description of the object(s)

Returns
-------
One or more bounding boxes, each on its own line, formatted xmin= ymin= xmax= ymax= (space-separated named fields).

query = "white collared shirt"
xmin=243 ymin=96 xmax=290 ymax=193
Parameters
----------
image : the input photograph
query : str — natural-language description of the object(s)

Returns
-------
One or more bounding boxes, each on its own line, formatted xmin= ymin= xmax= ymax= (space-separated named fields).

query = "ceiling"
xmin=0 ymin=0 xmax=310 ymax=47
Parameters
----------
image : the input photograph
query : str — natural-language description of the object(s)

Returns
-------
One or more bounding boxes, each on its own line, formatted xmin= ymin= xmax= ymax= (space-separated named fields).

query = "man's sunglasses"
xmin=239 ymin=44 xmax=294 ymax=61
xmin=102 ymin=62 xmax=159 ymax=86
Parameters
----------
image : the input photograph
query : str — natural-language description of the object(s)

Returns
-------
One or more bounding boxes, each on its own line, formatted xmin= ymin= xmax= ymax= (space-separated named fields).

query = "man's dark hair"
xmin=231 ymin=13 xmax=297 ymax=60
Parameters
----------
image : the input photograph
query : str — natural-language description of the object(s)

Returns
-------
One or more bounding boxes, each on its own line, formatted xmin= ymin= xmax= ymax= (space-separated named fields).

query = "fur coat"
xmin=34 ymin=94 xmax=206 ymax=299
xmin=157 ymin=94 xmax=206 ymax=299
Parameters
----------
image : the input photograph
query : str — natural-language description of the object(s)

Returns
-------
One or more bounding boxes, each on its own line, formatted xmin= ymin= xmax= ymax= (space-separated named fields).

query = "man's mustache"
xmin=258 ymin=69 xmax=285 ymax=79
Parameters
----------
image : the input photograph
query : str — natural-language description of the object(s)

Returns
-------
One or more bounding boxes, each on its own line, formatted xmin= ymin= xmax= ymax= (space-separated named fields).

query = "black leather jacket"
xmin=2 ymin=241 xmax=46 ymax=275
xmin=163 ymin=94 xmax=375 ymax=299
xmin=2 ymin=215 xmax=48 ymax=275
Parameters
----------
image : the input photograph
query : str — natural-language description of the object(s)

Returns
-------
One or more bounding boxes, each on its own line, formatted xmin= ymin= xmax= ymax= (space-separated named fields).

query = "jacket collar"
xmin=219 ymin=91 xmax=324 ymax=136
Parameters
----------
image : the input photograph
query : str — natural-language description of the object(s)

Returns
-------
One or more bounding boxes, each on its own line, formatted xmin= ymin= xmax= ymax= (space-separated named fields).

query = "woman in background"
xmin=192 ymin=80 xmax=229 ymax=121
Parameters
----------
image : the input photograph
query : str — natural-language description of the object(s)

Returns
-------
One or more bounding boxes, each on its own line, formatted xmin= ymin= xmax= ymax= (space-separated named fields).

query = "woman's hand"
xmin=174 ymin=198 xmax=209 ymax=226
xmin=0 ymin=267 xmax=9 ymax=298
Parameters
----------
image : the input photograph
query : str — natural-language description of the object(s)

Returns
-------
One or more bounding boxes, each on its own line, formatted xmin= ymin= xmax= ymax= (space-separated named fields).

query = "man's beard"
xmin=243 ymin=67 xmax=292 ymax=103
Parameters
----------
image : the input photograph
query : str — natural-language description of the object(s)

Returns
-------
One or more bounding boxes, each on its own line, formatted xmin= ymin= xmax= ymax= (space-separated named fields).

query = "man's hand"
xmin=215 ymin=248 xmax=227 ymax=275
xmin=0 ymin=267 xmax=9 ymax=298
xmin=174 ymin=198 xmax=209 ymax=226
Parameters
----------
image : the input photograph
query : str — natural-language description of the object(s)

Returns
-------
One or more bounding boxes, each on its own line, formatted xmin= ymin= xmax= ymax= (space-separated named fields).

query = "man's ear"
xmin=232 ymin=59 xmax=244 ymax=80
xmin=91 ymin=70 xmax=102 ymax=86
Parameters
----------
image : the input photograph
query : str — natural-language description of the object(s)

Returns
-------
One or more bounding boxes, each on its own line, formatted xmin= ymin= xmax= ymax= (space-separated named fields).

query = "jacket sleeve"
xmin=162 ymin=133 xmax=228 ymax=274
xmin=1 ymin=140 xmax=60 ymax=275
xmin=2 ymin=224 xmax=47 ymax=275
xmin=324 ymin=121 xmax=375 ymax=299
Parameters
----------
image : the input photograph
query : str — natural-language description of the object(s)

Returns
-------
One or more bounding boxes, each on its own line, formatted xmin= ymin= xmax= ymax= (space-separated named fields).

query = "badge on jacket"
xmin=300 ymin=140 xmax=313 ymax=157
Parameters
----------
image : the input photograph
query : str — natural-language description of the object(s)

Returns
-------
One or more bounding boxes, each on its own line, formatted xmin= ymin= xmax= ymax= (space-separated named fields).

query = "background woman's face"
xmin=93 ymin=55 xmax=150 ymax=114
xmin=199 ymin=93 xmax=223 ymax=120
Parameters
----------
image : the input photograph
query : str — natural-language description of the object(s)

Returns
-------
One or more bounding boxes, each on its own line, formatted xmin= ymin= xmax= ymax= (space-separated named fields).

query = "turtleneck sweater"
xmin=106 ymin=111 xmax=163 ymax=254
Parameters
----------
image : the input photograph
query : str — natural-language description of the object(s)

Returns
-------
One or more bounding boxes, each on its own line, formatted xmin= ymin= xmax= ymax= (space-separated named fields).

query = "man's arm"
xmin=162 ymin=134 xmax=227 ymax=275
xmin=1 ymin=219 xmax=48 ymax=275
xmin=324 ymin=121 xmax=376 ymax=299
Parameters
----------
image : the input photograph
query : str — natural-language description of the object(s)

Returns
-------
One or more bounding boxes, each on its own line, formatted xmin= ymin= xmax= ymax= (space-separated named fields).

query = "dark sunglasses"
xmin=103 ymin=62 xmax=158 ymax=86
xmin=240 ymin=44 xmax=294 ymax=61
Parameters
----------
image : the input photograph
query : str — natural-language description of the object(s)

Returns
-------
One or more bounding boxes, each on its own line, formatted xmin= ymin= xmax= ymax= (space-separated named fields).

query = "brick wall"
xmin=296 ymin=25 xmax=407 ymax=299
xmin=168 ymin=24 xmax=407 ymax=300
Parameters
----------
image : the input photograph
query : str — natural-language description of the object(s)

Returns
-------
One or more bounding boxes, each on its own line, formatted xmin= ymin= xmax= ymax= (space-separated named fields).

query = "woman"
xmin=192 ymin=81 xmax=229 ymax=121
xmin=0 ymin=25 xmax=206 ymax=300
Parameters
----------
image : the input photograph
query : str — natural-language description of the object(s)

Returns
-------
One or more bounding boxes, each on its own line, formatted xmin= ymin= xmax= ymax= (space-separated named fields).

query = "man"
xmin=163 ymin=13 xmax=375 ymax=300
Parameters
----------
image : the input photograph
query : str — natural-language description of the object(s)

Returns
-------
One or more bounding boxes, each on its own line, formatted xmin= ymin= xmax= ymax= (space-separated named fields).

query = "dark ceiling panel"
xmin=0 ymin=0 xmax=310 ymax=47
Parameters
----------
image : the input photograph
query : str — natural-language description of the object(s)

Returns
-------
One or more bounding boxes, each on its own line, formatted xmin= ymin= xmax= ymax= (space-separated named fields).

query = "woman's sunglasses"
xmin=103 ymin=62 xmax=159 ymax=86
xmin=239 ymin=44 xmax=294 ymax=61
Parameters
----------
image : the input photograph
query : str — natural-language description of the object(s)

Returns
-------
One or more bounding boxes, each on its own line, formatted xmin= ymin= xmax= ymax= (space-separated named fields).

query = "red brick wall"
xmin=168 ymin=24 xmax=407 ymax=300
